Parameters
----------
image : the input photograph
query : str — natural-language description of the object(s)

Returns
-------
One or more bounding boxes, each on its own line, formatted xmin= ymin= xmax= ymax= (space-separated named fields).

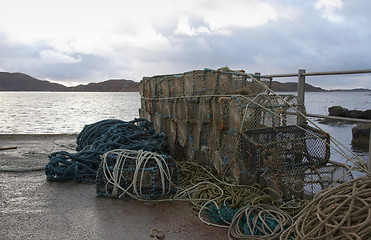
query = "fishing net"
xmin=45 ymin=118 xmax=169 ymax=183
xmin=139 ymin=68 xmax=333 ymax=202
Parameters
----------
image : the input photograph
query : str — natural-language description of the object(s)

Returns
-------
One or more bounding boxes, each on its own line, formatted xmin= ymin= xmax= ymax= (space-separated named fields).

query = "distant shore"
xmin=1 ymin=71 xmax=370 ymax=92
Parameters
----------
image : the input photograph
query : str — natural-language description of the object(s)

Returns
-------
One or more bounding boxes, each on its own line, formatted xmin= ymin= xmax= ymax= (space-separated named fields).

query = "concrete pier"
xmin=0 ymin=134 xmax=227 ymax=240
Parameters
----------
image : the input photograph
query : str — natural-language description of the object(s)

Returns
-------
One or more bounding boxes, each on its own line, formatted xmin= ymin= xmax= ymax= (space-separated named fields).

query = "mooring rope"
xmin=280 ymin=176 xmax=371 ymax=240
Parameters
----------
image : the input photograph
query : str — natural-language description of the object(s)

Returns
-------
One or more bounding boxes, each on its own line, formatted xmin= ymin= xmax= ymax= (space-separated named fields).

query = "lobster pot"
xmin=160 ymin=100 xmax=172 ymax=134
xmin=193 ymin=70 xmax=205 ymax=95
xmin=170 ymin=74 xmax=184 ymax=97
xmin=184 ymin=71 xmax=194 ymax=96
xmin=153 ymin=112 xmax=162 ymax=133
xmin=203 ymin=70 xmax=218 ymax=95
xmin=175 ymin=98 xmax=188 ymax=147
xmin=158 ymin=77 xmax=170 ymax=98
xmin=96 ymin=150 xmax=179 ymax=200
xmin=238 ymin=125 xmax=330 ymax=176
xmin=259 ymin=162 xmax=353 ymax=201
xmin=217 ymin=73 xmax=232 ymax=94
xmin=303 ymin=162 xmax=353 ymax=197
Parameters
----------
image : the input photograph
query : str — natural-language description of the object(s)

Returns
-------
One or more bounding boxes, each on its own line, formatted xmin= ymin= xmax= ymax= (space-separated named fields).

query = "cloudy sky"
xmin=0 ymin=0 xmax=370 ymax=89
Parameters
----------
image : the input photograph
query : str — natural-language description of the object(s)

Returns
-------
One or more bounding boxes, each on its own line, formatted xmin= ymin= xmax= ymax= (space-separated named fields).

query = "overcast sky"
xmin=0 ymin=0 xmax=370 ymax=89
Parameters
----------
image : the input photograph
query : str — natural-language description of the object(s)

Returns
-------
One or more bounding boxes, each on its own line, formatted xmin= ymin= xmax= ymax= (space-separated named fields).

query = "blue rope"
xmin=45 ymin=118 xmax=169 ymax=183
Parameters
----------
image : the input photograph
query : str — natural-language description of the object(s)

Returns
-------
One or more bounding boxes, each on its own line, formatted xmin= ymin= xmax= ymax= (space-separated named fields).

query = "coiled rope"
xmin=169 ymin=161 xmax=296 ymax=240
xmin=45 ymin=118 xmax=168 ymax=183
xmin=228 ymin=204 xmax=293 ymax=240
xmin=96 ymin=149 xmax=178 ymax=200
xmin=280 ymin=176 xmax=371 ymax=240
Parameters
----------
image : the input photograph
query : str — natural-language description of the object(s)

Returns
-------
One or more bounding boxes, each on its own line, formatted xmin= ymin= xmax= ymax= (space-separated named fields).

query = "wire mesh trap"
xmin=96 ymin=149 xmax=179 ymax=200
xmin=139 ymin=68 xmax=333 ymax=201
xmin=238 ymin=125 xmax=330 ymax=175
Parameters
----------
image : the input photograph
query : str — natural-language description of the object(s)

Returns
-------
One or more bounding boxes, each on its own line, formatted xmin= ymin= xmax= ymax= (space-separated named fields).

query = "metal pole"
xmin=261 ymin=69 xmax=371 ymax=78
xmin=254 ymin=72 xmax=261 ymax=93
xmin=297 ymin=69 xmax=306 ymax=125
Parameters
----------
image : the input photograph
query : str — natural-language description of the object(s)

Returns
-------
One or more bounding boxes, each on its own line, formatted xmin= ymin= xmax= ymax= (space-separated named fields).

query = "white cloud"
xmin=315 ymin=0 xmax=343 ymax=22
xmin=0 ymin=0 xmax=370 ymax=89
xmin=39 ymin=50 xmax=81 ymax=64
xmin=0 ymin=0 xmax=172 ymax=57
xmin=174 ymin=0 xmax=285 ymax=36
xmin=175 ymin=15 xmax=211 ymax=36
xmin=315 ymin=0 xmax=343 ymax=9
xmin=196 ymin=0 xmax=280 ymax=30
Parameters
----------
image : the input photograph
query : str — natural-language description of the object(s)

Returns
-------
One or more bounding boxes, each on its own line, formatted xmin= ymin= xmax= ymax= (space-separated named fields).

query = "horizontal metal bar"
xmin=304 ymin=69 xmax=371 ymax=76
xmin=286 ymin=112 xmax=371 ymax=123
xmin=262 ymin=69 xmax=371 ymax=78
xmin=262 ymin=73 xmax=299 ymax=78
xmin=306 ymin=113 xmax=371 ymax=123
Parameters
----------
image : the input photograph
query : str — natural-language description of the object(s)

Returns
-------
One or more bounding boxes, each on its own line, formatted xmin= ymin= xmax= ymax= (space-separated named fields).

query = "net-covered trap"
xmin=139 ymin=68 xmax=333 ymax=201
xmin=238 ymin=125 xmax=330 ymax=176
xmin=96 ymin=149 xmax=179 ymax=200
xmin=259 ymin=162 xmax=354 ymax=201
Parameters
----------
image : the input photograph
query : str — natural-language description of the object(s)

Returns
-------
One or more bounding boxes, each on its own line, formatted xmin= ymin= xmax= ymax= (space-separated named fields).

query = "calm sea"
xmin=0 ymin=91 xmax=369 ymax=161
xmin=0 ymin=92 xmax=140 ymax=134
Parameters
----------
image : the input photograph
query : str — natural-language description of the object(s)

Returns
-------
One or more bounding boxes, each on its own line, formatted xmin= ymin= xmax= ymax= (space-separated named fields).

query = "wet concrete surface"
xmin=0 ymin=134 xmax=228 ymax=240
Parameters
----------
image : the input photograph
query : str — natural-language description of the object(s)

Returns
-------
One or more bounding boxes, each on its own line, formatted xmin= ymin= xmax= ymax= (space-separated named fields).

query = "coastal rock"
xmin=351 ymin=123 xmax=371 ymax=150
xmin=328 ymin=106 xmax=349 ymax=117
xmin=321 ymin=106 xmax=371 ymax=124
xmin=348 ymin=110 xmax=363 ymax=119
xmin=361 ymin=110 xmax=371 ymax=120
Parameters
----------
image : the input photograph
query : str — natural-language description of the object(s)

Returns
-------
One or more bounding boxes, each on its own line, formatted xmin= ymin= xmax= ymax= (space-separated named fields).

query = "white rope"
xmin=101 ymin=149 xmax=174 ymax=200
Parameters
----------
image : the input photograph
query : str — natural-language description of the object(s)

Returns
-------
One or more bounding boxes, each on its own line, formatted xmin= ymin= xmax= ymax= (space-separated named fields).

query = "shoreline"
xmin=0 ymin=133 xmax=79 ymax=137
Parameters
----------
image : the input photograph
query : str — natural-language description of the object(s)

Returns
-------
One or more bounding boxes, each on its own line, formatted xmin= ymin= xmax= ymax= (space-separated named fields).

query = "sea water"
xmin=0 ymin=91 xmax=369 ymax=161
xmin=0 ymin=92 xmax=141 ymax=134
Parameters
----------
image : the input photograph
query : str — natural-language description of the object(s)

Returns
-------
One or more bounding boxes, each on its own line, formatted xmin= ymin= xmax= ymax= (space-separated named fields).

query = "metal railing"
xmin=261 ymin=69 xmax=371 ymax=170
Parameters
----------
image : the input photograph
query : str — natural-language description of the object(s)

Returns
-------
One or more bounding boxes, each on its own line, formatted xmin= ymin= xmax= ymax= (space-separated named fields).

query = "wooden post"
xmin=369 ymin=129 xmax=371 ymax=172
xmin=297 ymin=69 xmax=306 ymax=125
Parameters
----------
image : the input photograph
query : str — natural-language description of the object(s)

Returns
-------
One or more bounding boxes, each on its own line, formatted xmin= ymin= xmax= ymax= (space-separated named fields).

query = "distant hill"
xmin=327 ymin=88 xmax=371 ymax=92
xmin=0 ymin=72 xmax=138 ymax=92
xmin=69 ymin=79 xmax=139 ymax=92
xmin=0 ymin=72 xmax=68 ymax=91
xmin=0 ymin=71 xmax=369 ymax=92
xmin=269 ymin=81 xmax=325 ymax=92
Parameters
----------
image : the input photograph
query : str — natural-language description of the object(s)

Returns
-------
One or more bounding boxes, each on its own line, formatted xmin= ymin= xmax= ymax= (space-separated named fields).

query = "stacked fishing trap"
xmin=138 ymin=68 xmax=347 ymax=201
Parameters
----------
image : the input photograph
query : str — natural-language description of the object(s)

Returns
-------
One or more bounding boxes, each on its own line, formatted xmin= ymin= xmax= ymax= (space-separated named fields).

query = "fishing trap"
xmin=96 ymin=149 xmax=178 ymax=200
xmin=139 ymin=68 xmax=334 ymax=200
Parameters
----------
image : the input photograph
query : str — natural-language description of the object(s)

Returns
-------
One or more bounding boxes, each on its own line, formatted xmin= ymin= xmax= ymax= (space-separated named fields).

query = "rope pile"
xmin=96 ymin=149 xmax=178 ymax=200
xmin=176 ymin=161 xmax=278 ymax=216
xmin=172 ymin=161 xmax=297 ymax=240
xmin=174 ymin=161 xmax=293 ymax=229
xmin=281 ymin=176 xmax=371 ymax=240
xmin=45 ymin=118 xmax=168 ymax=183
xmin=228 ymin=204 xmax=292 ymax=240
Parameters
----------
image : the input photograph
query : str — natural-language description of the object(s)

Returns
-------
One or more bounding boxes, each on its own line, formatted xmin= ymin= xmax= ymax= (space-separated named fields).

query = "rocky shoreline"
xmin=328 ymin=106 xmax=371 ymax=120
xmin=319 ymin=106 xmax=371 ymax=150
